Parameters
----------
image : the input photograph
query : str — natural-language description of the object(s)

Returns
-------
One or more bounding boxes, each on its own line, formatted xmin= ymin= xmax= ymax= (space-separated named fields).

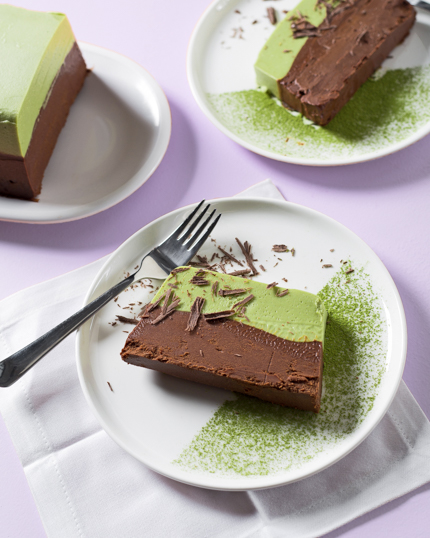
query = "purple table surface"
xmin=1 ymin=0 xmax=430 ymax=536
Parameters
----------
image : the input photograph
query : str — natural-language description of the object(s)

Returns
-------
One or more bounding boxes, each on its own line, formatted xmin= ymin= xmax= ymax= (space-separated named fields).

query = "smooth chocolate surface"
xmin=0 ymin=42 xmax=87 ymax=200
xmin=121 ymin=308 xmax=324 ymax=413
xmin=279 ymin=0 xmax=416 ymax=125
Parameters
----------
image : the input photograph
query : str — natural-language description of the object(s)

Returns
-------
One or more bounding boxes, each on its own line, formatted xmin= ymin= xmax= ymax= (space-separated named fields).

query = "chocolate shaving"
xmin=322 ymin=264 xmax=333 ymax=268
xmin=231 ymin=27 xmax=244 ymax=39
xmin=324 ymin=0 xmax=354 ymax=22
xmin=190 ymin=275 xmax=209 ymax=286
xmin=345 ymin=268 xmax=354 ymax=274
xmin=228 ymin=269 xmax=251 ymax=277
xmin=314 ymin=0 xmax=355 ymax=38
xmin=151 ymin=298 xmax=181 ymax=325
xmin=186 ymin=297 xmax=205 ymax=332
xmin=236 ymin=306 xmax=250 ymax=321
xmin=218 ymin=288 xmax=247 ymax=297
xmin=161 ymin=288 xmax=174 ymax=315
xmin=171 ymin=267 xmax=190 ymax=275
xmin=140 ymin=292 xmax=166 ymax=316
xmin=235 ymin=238 xmax=259 ymax=276
xmin=196 ymin=255 xmax=209 ymax=265
xmin=267 ymin=7 xmax=277 ymax=25
xmin=218 ymin=263 xmax=227 ymax=274
xmin=149 ymin=292 xmax=166 ymax=310
xmin=266 ymin=282 xmax=278 ymax=289
xmin=116 ymin=315 xmax=139 ymax=325
xmin=138 ymin=303 xmax=150 ymax=318
xmin=259 ymin=265 xmax=266 ymax=272
xmin=204 ymin=310 xmax=235 ymax=321
xmin=276 ymin=289 xmax=289 ymax=297
xmin=217 ymin=246 xmax=243 ymax=266
xmin=232 ymin=294 xmax=254 ymax=309
xmin=212 ymin=281 xmax=219 ymax=296
xmin=291 ymin=19 xmax=320 ymax=39
xmin=272 ymin=244 xmax=289 ymax=252
xmin=107 ymin=382 xmax=113 ymax=392
xmin=190 ymin=261 xmax=211 ymax=268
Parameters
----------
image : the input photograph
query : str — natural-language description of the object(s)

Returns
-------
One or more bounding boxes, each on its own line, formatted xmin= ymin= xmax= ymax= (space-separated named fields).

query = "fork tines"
xmin=176 ymin=201 xmax=221 ymax=255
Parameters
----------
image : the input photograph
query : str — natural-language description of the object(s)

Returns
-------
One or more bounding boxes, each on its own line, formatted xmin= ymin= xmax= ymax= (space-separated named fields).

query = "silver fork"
xmin=0 ymin=201 xmax=221 ymax=388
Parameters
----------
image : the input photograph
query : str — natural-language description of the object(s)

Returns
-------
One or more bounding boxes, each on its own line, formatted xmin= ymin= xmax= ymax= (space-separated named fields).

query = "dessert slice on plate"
xmin=121 ymin=267 xmax=327 ymax=412
xmin=0 ymin=6 xmax=87 ymax=199
xmin=255 ymin=0 xmax=416 ymax=125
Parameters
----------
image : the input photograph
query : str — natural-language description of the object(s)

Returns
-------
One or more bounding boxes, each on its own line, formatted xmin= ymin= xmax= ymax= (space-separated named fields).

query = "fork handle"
xmin=0 ymin=275 xmax=135 ymax=388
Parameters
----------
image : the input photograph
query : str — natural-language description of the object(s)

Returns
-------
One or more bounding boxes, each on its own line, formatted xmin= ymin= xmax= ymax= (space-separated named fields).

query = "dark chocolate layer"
xmin=121 ymin=309 xmax=323 ymax=413
xmin=0 ymin=42 xmax=87 ymax=200
xmin=279 ymin=0 xmax=416 ymax=125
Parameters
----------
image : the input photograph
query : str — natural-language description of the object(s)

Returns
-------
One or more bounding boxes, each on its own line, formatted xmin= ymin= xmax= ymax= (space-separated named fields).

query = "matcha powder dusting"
xmin=174 ymin=266 xmax=387 ymax=477
xmin=207 ymin=66 xmax=430 ymax=161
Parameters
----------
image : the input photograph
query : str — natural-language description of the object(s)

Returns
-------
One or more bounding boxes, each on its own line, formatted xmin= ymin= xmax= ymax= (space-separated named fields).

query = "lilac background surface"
xmin=0 ymin=0 xmax=429 ymax=536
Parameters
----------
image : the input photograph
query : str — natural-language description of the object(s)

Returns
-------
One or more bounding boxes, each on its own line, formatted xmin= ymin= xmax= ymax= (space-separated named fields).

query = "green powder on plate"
xmin=207 ymin=66 xmax=430 ymax=160
xmin=174 ymin=265 xmax=386 ymax=477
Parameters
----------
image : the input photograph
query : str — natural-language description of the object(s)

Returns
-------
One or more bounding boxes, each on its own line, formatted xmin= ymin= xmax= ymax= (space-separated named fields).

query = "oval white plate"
xmin=0 ymin=42 xmax=171 ymax=223
xmin=187 ymin=0 xmax=430 ymax=166
xmin=76 ymin=198 xmax=406 ymax=490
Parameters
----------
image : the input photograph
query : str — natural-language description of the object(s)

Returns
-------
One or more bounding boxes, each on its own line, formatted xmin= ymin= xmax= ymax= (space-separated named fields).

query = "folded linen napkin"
xmin=0 ymin=180 xmax=429 ymax=538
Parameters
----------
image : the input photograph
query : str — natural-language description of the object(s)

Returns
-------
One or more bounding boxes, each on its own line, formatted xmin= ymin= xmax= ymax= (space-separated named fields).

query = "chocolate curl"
xmin=185 ymin=297 xmax=205 ymax=332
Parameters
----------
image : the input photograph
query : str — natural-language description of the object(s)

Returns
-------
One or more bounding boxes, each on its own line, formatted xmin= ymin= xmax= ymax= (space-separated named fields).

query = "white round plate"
xmin=76 ymin=198 xmax=406 ymax=490
xmin=0 ymin=42 xmax=171 ymax=223
xmin=187 ymin=0 xmax=430 ymax=165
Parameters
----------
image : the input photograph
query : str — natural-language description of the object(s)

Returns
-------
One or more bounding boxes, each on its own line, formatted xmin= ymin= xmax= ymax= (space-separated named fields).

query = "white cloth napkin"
xmin=1 ymin=179 xmax=430 ymax=538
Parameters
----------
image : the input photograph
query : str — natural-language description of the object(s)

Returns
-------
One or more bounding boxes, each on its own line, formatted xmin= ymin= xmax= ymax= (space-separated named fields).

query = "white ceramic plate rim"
xmin=76 ymin=198 xmax=407 ymax=490
xmin=0 ymin=41 xmax=171 ymax=224
xmin=187 ymin=0 xmax=430 ymax=166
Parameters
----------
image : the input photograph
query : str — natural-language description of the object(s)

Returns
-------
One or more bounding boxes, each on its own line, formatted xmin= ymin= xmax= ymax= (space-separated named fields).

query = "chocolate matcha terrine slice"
xmin=0 ymin=6 xmax=87 ymax=199
xmin=255 ymin=0 xmax=416 ymax=125
xmin=121 ymin=267 xmax=327 ymax=413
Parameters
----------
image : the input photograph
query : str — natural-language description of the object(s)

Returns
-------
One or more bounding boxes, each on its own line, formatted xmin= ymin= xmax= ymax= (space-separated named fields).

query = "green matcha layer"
xmin=0 ymin=5 xmax=75 ymax=157
xmin=152 ymin=267 xmax=327 ymax=343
